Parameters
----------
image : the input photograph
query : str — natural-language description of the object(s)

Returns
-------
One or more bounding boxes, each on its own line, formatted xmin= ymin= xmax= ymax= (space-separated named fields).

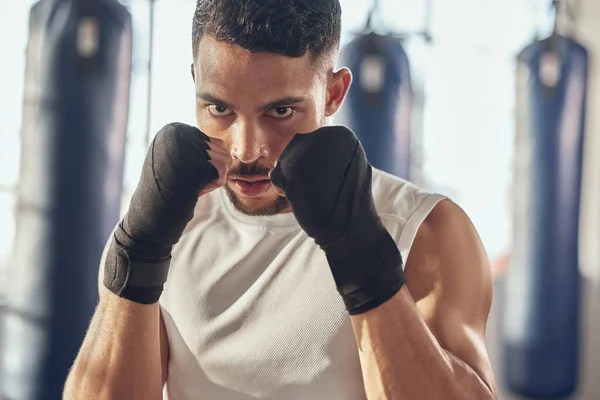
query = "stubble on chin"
xmin=224 ymin=184 xmax=289 ymax=216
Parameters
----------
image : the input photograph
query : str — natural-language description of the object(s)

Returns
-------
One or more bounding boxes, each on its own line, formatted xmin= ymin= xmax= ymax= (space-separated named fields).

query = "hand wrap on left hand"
xmin=270 ymin=126 xmax=406 ymax=315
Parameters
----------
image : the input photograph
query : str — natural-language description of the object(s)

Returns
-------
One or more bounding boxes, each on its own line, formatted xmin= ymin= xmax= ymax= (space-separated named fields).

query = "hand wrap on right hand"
xmin=104 ymin=123 xmax=218 ymax=304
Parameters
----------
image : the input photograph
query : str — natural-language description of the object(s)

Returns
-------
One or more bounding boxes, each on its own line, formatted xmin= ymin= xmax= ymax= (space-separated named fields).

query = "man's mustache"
xmin=228 ymin=162 xmax=272 ymax=177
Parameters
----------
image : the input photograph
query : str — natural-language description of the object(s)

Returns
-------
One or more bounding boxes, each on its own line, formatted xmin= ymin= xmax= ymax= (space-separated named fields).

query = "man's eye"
xmin=266 ymin=107 xmax=295 ymax=119
xmin=207 ymin=105 xmax=234 ymax=117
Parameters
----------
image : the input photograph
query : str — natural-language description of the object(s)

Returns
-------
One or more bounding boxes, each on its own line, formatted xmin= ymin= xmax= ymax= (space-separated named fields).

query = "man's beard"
xmin=224 ymin=161 xmax=290 ymax=216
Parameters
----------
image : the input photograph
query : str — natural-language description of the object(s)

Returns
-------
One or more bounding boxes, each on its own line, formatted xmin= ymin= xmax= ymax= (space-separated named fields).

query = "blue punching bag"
xmin=502 ymin=35 xmax=588 ymax=398
xmin=1 ymin=1 xmax=132 ymax=399
xmin=336 ymin=33 xmax=413 ymax=179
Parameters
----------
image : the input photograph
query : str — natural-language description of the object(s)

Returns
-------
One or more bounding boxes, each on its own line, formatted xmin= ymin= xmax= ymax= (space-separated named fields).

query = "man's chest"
xmin=160 ymin=224 xmax=366 ymax=399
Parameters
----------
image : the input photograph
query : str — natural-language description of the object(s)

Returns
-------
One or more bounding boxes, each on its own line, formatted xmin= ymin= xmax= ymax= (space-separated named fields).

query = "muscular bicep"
xmin=405 ymin=199 xmax=495 ymax=391
xmin=97 ymin=233 xmax=171 ymax=386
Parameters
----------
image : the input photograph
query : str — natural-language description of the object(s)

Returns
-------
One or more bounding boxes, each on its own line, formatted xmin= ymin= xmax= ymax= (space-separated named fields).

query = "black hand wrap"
xmin=270 ymin=126 xmax=405 ymax=315
xmin=104 ymin=123 xmax=218 ymax=304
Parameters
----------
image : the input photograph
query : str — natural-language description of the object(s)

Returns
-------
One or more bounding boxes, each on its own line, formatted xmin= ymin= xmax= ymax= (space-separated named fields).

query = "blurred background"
xmin=0 ymin=0 xmax=599 ymax=399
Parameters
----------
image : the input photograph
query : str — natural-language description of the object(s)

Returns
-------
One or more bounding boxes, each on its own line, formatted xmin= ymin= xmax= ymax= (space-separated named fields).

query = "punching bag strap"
xmin=359 ymin=34 xmax=387 ymax=107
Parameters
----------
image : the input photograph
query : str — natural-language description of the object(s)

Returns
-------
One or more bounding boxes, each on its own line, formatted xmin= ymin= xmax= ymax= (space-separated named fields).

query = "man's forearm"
xmin=350 ymin=287 xmax=496 ymax=400
xmin=64 ymin=288 xmax=163 ymax=400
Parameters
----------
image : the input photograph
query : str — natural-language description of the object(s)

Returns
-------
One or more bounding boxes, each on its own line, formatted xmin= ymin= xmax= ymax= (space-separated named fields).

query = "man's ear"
xmin=325 ymin=67 xmax=352 ymax=117
xmin=191 ymin=63 xmax=196 ymax=82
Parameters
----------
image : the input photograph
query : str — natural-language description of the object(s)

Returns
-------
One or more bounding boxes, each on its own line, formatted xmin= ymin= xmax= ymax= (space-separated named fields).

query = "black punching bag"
xmin=1 ymin=0 xmax=132 ymax=399
xmin=336 ymin=33 xmax=413 ymax=179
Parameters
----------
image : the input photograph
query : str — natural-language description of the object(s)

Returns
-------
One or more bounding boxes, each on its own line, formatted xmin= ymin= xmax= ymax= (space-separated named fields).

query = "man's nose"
xmin=230 ymin=123 xmax=270 ymax=164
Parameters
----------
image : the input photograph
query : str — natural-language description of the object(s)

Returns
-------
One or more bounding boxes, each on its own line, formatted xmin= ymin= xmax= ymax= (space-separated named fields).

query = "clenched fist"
xmin=104 ymin=123 xmax=231 ymax=304
xmin=271 ymin=126 xmax=405 ymax=315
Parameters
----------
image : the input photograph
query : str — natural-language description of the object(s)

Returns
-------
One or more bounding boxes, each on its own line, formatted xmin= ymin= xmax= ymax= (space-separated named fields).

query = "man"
xmin=64 ymin=1 xmax=497 ymax=399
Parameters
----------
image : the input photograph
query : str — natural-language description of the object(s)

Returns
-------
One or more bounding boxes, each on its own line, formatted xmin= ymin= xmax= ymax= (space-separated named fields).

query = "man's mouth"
xmin=230 ymin=176 xmax=272 ymax=198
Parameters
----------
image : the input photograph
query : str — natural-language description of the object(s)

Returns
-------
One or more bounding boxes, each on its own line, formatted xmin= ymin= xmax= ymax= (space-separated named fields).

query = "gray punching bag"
xmin=336 ymin=33 xmax=413 ymax=179
xmin=1 ymin=0 xmax=132 ymax=399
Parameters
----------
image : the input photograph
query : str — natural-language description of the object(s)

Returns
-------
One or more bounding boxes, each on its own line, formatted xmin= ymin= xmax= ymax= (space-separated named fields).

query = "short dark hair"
xmin=192 ymin=0 xmax=342 ymax=62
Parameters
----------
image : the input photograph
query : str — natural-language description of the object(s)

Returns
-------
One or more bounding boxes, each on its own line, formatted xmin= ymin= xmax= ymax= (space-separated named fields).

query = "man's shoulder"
xmin=370 ymin=169 xmax=446 ymax=264
xmin=371 ymin=168 xmax=442 ymax=221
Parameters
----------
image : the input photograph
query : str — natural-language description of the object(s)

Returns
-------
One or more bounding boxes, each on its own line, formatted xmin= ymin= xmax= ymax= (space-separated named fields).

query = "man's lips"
xmin=230 ymin=176 xmax=272 ymax=197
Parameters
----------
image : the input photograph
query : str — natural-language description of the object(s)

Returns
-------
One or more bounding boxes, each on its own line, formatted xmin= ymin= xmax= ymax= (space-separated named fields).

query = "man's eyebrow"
xmin=196 ymin=92 xmax=237 ymax=111
xmin=196 ymin=93 xmax=307 ymax=112
xmin=258 ymin=96 xmax=306 ymax=112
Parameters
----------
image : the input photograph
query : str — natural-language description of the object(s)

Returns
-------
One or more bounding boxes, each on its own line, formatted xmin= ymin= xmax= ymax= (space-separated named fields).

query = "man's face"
xmin=193 ymin=36 xmax=350 ymax=216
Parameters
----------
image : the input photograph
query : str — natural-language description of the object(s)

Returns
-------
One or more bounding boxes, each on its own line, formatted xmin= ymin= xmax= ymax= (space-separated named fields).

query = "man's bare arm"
xmin=63 ymin=291 xmax=164 ymax=400
xmin=64 ymin=125 xmax=227 ymax=399
xmin=350 ymin=200 xmax=497 ymax=400
xmin=63 ymin=240 xmax=169 ymax=400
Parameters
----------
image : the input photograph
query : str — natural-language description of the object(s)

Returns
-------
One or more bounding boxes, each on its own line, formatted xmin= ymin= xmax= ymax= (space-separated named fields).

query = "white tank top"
xmin=160 ymin=169 xmax=444 ymax=399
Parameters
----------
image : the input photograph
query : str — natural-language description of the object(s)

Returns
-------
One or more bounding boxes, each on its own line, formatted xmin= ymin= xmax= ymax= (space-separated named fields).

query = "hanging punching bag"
xmin=1 ymin=0 xmax=132 ymax=399
xmin=502 ymin=34 xmax=588 ymax=399
xmin=336 ymin=33 xmax=413 ymax=179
